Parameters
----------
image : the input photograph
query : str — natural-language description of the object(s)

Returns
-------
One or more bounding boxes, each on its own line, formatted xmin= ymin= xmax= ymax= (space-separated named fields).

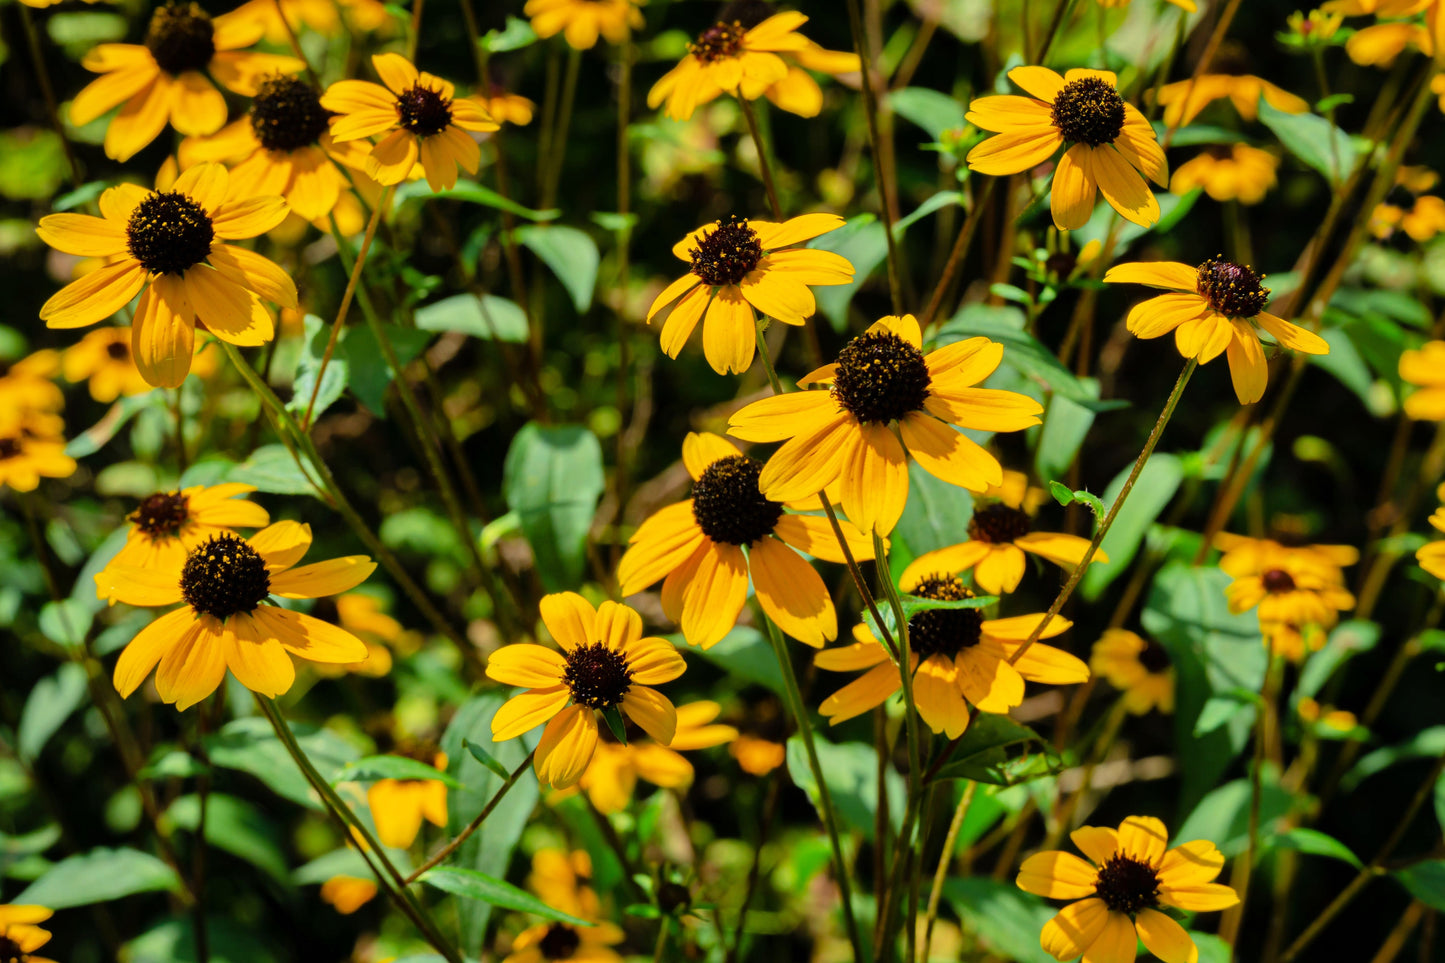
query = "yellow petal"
xmin=1040 ymin=898 xmax=1110 ymax=961
xmin=749 ymin=536 xmax=836 ymax=647
xmin=534 ymin=705 xmax=599 ymax=789
xmin=967 ymin=127 xmax=1064 ymax=176
xmin=627 ymin=637 xmax=686 ymax=685
xmin=680 ymin=542 xmax=749 ymax=649
xmin=621 ymin=685 xmax=678 ymax=744
xmin=1071 ymin=826 xmax=1121 ymax=866
xmin=1051 ymin=144 xmax=1097 ymax=231
xmin=1092 ymin=145 xmax=1161 ymax=228
xmin=269 ymin=556 xmax=375 ymax=598
xmin=1103 ymin=261 xmax=1198 ymax=292
xmin=839 ymin=420 xmax=909 ymax=535
xmin=899 ymin=411 xmax=1003 ymax=493
xmin=113 ymin=607 xmax=194 ymax=697
xmin=249 ymin=520 xmax=311 ymax=571
xmin=1017 ymin=851 xmax=1100 ymax=899
xmin=486 ymin=644 xmax=567 ymax=688
xmin=492 ymin=685 xmax=571 ymax=741
xmin=1135 ymin=908 xmax=1198 ymax=963
xmin=255 ymin=607 xmax=369 ymax=664
xmin=912 ymin=654 xmax=970 ymax=738
xmin=540 ymin=592 xmax=596 ymax=651
xmin=818 ymin=662 xmax=901 ymax=724
xmin=223 ymin=613 xmax=295 ymax=698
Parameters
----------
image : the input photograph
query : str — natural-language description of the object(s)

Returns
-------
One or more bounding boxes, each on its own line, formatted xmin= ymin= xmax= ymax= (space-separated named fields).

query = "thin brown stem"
xmin=740 ymin=97 xmax=783 ymax=220
xmin=405 ymin=750 xmax=535 ymax=883
xmin=845 ymin=0 xmax=903 ymax=314
xmin=17 ymin=5 xmax=82 ymax=187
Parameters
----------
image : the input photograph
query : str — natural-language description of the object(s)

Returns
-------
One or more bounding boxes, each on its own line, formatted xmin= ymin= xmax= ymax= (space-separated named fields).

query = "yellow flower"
xmin=36 ymin=163 xmax=297 ymax=388
xmin=1156 ymin=74 xmax=1310 ymax=128
xmin=321 ymin=53 xmax=498 ymax=191
xmin=97 ymin=484 xmax=270 ymax=590
xmin=320 ymin=875 xmax=378 ymax=914
xmin=1090 ymin=629 xmax=1174 ymax=715
xmin=226 ymin=0 xmax=393 ymax=43
xmin=1387 ymin=196 xmax=1445 ymax=241
xmin=179 ymin=74 xmax=374 ymax=224
xmin=617 ymin=431 xmax=873 ymax=649
xmin=366 ymin=751 xmax=448 ymax=848
xmin=1017 ymin=815 xmax=1238 ymax=963
xmin=1213 ymin=532 xmax=1359 ymax=578
xmin=1329 ymin=0 xmax=1444 ymax=67
xmin=525 ymin=0 xmax=644 ymax=49
xmin=965 ymin=66 xmax=1167 ymax=230
xmin=1095 ymin=0 xmax=1196 ymax=7
xmin=1222 ymin=543 xmax=1355 ymax=659
xmin=474 ymin=87 xmax=537 ymax=126
xmin=310 ymin=592 xmax=404 ymax=677
xmin=899 ymin=472 xmax=1104 ymax=595
xmin=0 ymin=432 xmax=77 ymax=493
xmin=1104 ymin=258 xmax=1329 ymax=404
xmin=1286 ymin=8 xmax=1345 ymax=44
xmin=1417 ymin=486 xmax=1445 ymax=578
xmin=68 ymin=2 xmax=304 ymax=162
xmin=729 ymin=314 xmax=1044 ymax=535
xmin=101 ymin=521 xmax=376 ymax=709
xmin=1170 ymin=144 xmax=1279 ymax=205
xmin=1297 ymin=696 xmax=1359 ymax=733
xmin=729 ymin=697 xmax=787 ymax=775
xmin=646 ymin=213 xmax=853 ymax=374
xmin=647 ymin=12 xmax=855 ymax=121
xmin=574 ymin=701 xmax=737 ymax=813
xmin=488 ymin=593 xmax=686 ymax=789
xmin=61 ymin=326 xmax=214 ymax=401
xmin=817 ymin=575 xmax=1088 ymax=738
xmin=503 ymin=851 xmax=625 ymax=963
xmin=0 ymin=904 xmax=59 ymax=963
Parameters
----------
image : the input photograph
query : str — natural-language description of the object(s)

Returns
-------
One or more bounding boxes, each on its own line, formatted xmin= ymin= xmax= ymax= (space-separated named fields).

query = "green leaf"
xmin=479 ymin=16 xmax=538 ymax=52
xmin=808 ymin=214 xmax=887 ymax=331
xmin=931 ymin=713 xmax=1054 ymax=784
xmin=1297 ymin=620 xmax=1380 ymax=699
xmin=340 ymin=323 xmax=433 ymax=416
xmin=1257 ymin=97 xmax=1363 ymax=185
xmin=414 ymin=293 xmax=528 ymax=342
xmin=287 ymin=315 xmax=348 ymax=420
xmin=394 ymin=178 xmax=557 ymax=221
xmin=204 ymin=718 xmax=359 ymax=810
xmin=124 ymin=917 xmax=280 ymax=963
xmin=1309 ymin=327 xmax=1375 ymax=410
xmin=462 ymin=740 xmax=512 ymax=780
xmin=0 ymin=826 xmax=62 ymax=878
xmin=0 ymin=129 xmax=67 ymax=201
xmin=893 ymin=460 xmax=975 ymax=564
xmin=333 ymin=755 xmax=461 ymax=788
xmin=1394 ymin=861 xmax=1445 ymax=913
xmin=15 ymin=847 xmax=183 ymax=908
xmin=422 ymin=867 xmax=591 ymax=925
xmin=600 ymin=706 xmax=628 ymax=745
xmin=1080 ymin=453 xmax=1184 ymax=600
xmin=1346 ymin=726 xmax=1445 ymax=791
xmin=140 ymin=748 xmax=210 ymax=780
xmin=785 ymin=734 xmax=905 ymax=840
xmin=1177 ymin=773 xmax=1292 ymax=857
xmin=683 ymin=627 xmax=783 ymax=696
xmin=165 ymin=794 xmax=291 ymax=884
xmin=226 ymin=444 xmax=318 ymax=497
xmin=889 ymin=87 xmax=967 ymax=141
xmin=38 ymin=598 xmax=91 ymax=647
xmin=515 ymin=225 xmax=600 ymax=313
xmin=502 ymin=422 xmax=604 ymax=590
xmin=1036 ymin=386 xmax=1098 ymax=480
xmin=944 ymin=876 xmax=1057 ymax=963
xmin=53 ymin=180 xmax=109 ymax=212
xmin=1274 ymin=827 xmax=1362 ymax=868
xmin=65 ymin=390 xmax=163 ymax=458
xmin=18 ymin=663 xmax=88 ymax=763
xmin=899 ymin=592 xmax=998 ymax=616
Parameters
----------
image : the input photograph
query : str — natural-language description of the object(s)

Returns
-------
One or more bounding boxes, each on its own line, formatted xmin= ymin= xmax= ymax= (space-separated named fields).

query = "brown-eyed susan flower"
xmin=899 ymin=473 xmax=1104 ymax=595
xmin=817 ymin=576 xmax=1088 ymax=737
xmin=504 ymin=850 xmax=625 ymax=963
xmin=61 ymin=326 xmax=214 ymax=402
xmin=646 ymin=213 xmax=853 ymax=374
xmin=1017 ymin=816 xmax=1238 ymax=963
xmin=965 ymin=66 xmax=1167 ymax=230
xmin=575 ymin=701 xmax=737 ymax=813
xmin=97 ymin=484 xmax=270 ymax=585
xmin=366 ymin=750 xmax=448 ymax=848
xmin=1213 ymin=532 xmax=1359 ymax=578
xmin=729 ymin=697 xmax=788 ymax=775
xmin=1332 ymin=0 xmax=1439 ymax=66
xmin=320 ymin=875 xmax=378 ymax=914
xmin=68 ymin=2 xmax=304 ymax=162
xmin=1418 ymin=486 xmax=1445 ymax=578
xmin=0 ymin=431 xmax=76 ymax=493
xmin=1372 ymin=195 xmax=1445 ymax=241
xmin=100 ymin=521 xmax=376 ymax=710
xmin=1090 ymin=629 xmax=1174 ymax=715
xmin=1104 ymin=257 xmax=1329 ymax=404
xmin=729 ymin=314 xmax=1044 ymax=535
xmin=1170 ymin=144 xmax=1279 ymax=205
xmin=0 ymin=904 xmax=59 ymax=963
xmin=488 ymin=593 xmax=685 ymax=790
xmin=227 ymin=0 xmax=392 ymax=43
xmin=36 ymin=163 xmax=296 ymax=388
xmin=321 ymin=54 xmax=498 ymax=191
xmin=0 ymin=352 xmax=64 ymax=433
xmin=1156 ymin=74 xmax=1310 ymax=128
xmin=474 ymin=86 xmax=537 ymax=126
xmin=617 ymin=432 xmax=873 ymax=649
xmin=1223 ymin=543 xmax=1355 ymax=660
xmin=525 ymin=0 xmax=644 ymax=49
xmin=179 ymin=74 xmax=373 ymax=223
xmin=310 ymin=592 xmax=403 ymax=677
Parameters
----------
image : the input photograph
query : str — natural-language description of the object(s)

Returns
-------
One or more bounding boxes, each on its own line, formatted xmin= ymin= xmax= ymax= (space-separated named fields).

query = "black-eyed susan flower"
xmin=61 ymin=326 xmax=214 ymax=402
xmin=1017 ymin=816 xmax=1238 ymax=963
xmin=1418 ymin=486 xmax=1445 ymax=578
xmin=179 ymin=74 xmax=373 ymax=224
xmin=0 ymin=430 xmax=76 ymax=493
xmin=97 ymin=484 xmax=270 ymax=585
xmin=899 ymin=471 xmax=1104 ymax=595
xmin=965 ymin=67 xmax=1167 ymax=230
xmin=36 ymin=163 xmax=296 ymax=388
xmin=524 ymin=0 xmax=644 ymax=49
xmin=1333 ymin=0 xmax=1437 ymax=66
xmin=817 ymin=575 xmax=1088 ymax=737
xmin=227 ymin=0 xmax=392 ymax=43
xmin=310 ymin=592 xmax=404 ymax=677
xmin=617 ymin=431 xmax=873 ymax=648
xmin=320 ymin=874 xmax=378 ymax=914
xmin=729 ymin=314 xmax=1044 ymax=535
xmin=100 ymin=521 xmax=375 ymax=709
xmin=1223 ymin=543 xmax=1355 ymax=660
xmin=1372 ymin=195 xmax=1445 ymax=241
xmin=321 ymin=54 xmax=498 ymax=191
xmin=0 ymin=904 xmax=58 ymax=963
xmin=503 ymin=850 xmax=625 ymax=963
xmin=646 ymin=213 xmax=853 ymax=374
xmin=729 ymin=696 xmax=787 ymax=775
xmin=0 ymin=352 xmax=64 ymax=434
xmin=488 ymin=593 xmax=685 ymax=789
xmin=366 ymin=750 xmax=448 ymax=848
xmin=474 ymin=86 xmax=537 ymax=126
xmin=1156 ymin=74 xmax=1310 ymax=127
xmin=68 ymin=2 xmax=304 ymax=162
xmin=575 ymin=701 xmax=737 ymax=813
xmin=1170 ymin=144 xmax=1279 ymax=205
xmin=1104 ymin=257 xmax=1329 ymax=404
xmin=1214 ymin=532 xmax=1360 ymax=578
xmin=1090 ymin=629 xmax=1174 ymax=715
xmin=1285 ymin=8 xmax=1344 ymax=46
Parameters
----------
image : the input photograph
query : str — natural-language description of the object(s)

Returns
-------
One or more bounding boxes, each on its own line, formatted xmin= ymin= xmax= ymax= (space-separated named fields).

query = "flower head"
xmin=97 ymin=483 xmax=270 ymax=591
xmin=501 ymin=850 xmax=624 ymax=963
xmin=226 ymin=0 xmax=393 ymax=44
xmin=100 ymin=521 xmax=376 ymax=709
xmin=488 ymin=594 xmax=685 ymax=789
xmin=1222 ymin=541 xmax=1355 ymax=660
xmin=573 ymin=701 xmax=737 ymax=813
xmin=817 ymin=575 xmax=1088 ymax=737
xmin=1017 ymin=816 xmax=1238 ymax=963
xmin=729 ymin=314 xmax=1043 ymax=534
xmin=61 ymin=326 xmax=214 ymax=401
xmin=647 ymin=213 xmax=853 ymax=374
xmin=525 ymin=0 xmax=645 ymax=49
xmin=1418 ymin=484 xmax=1445 ymax=578
xmin=37 ymin=163 xmax=296 ymax=388
xmin=474 ymin=86 xmax=537 ymax=126
xmin=1090 ymin=629 xmax=1174 ymax=715
xmin=69 ymin=2 xmax=304 ymax=161
xmin=1156 ymin=74 xmax=1310 ymax=127
xmin=366 ymin=749 xmax=448 ymax=848
xmin=0 ymin=904 xmax=58 ymax=963
xmin=322 ymin=54 xmax=498 ymax=191
xmin=966 ymin=66 xmax=1167 ymax=230
xmin=320 ymin=875 xmax=378 ymax=914
xmin=1104 ymin=257 xmax=1329 ymax=404
xmin=1170 ymin=144 xmax=1279 ymax=205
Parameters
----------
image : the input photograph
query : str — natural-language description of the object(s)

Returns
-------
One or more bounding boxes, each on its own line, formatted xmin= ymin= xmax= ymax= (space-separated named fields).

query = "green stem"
xmin=404 ymin=750 xmax=536 ymax=883
xmin=740 ymin=97 xmax=783 ymax=220
xmin=921 ymin=781 xmax=977 ymax=963
xmin=541 ymin=46 xmax=581 ymax=211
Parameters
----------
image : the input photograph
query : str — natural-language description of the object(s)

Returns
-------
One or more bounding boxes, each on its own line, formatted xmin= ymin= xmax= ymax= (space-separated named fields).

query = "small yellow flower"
xmin=97 ymin=484 xmax=270 ymax=587
xmin=226 ymin=0 xmax=393 ymax=43
xmin=0 ymin=904 xmax=59 ymax=963
xmin=1297 ymin=696 xmax=1359 ymax=733
xmin=1222 ymin=543 xmax=1355 ymax=660
xmin=1104 ymin=258 xmax=1329 ymax=404
xmin=366 ymin=751 xmax=448 ymax=848
xmin=502 ymin=851 xmax=625 ymax=963
xmin=1416 ymin=484 xmax=1445 ymax=578
xmin=474 ymin=87 xmax=537 ymax=126
xmin=525 ymin=0 xmax=644 ymax=49
xmin=1170 ymin=144 xmax=1279 ymax=205
xmin=320 ymin=875 xmax=378 ymax=914
xmin=1286 ymin=8 xmax=1345 ymax=44
xmin=61 ymin=327 xmax=215 ymax=402
xmin=1156 ymin=74 xmax=1310 ymax=128
xmin=1017 ymin=816 xmax=1238 ymax=963
xmin=0 ymin=433 xmax=76 ymax=494
xmin=1090 ymin=629 xmax=1174 ymax=715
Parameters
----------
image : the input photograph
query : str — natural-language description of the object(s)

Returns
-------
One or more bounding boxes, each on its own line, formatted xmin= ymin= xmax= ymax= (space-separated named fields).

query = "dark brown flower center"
xmin=180 ymin=533 xmax=271 ymax=620
xmin=907 ymin=575 xmax=984 ymax=660
xmin=832 ymin=331 xmax=932 ymax=424
xmin=968 ymin=504 xmax=1033 ymax=544
xmin=1196 ymin=256 xmax=1270 ymax=319
xmin=691 ymin=455 xmax=784 ymax=546
xmin=689 ymin=21 xmax=748 ymax=63
xmin=397 ymin=84 xmax=453 ymax=137
xmin=251 ymin=74 xmax=331 ymax=152
xmin=1093 ymin=854 xmax=1161 ymax=914
xmin=1262 ymin=568 xmax=1297 ymax=593
xmin=146 ymin=3 xmax=216 ymax=75
xmin=106 ymin=340 xmax=131 ymax=360
xmin=0 ymin=935 xmax=29 ymax=963
xmin=562 ymin=642 xmax=633 ymax=710
xmin=131 ymin=491 xmax=191 ymax=538
xmin=1051 ymin=76 xmax=1126 ymax=147
xmin=1137 ymin=638 xmax=1171 ymax=673
xmin=538 ymin=923 xmax=581 ymax=960
xmin=689 ymin=215 xmax=764 ymax=286
xmin=127 ymin=192 xmax=214 ymax=275
xmin=0 ymin=438 xmax=21 ymax=461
